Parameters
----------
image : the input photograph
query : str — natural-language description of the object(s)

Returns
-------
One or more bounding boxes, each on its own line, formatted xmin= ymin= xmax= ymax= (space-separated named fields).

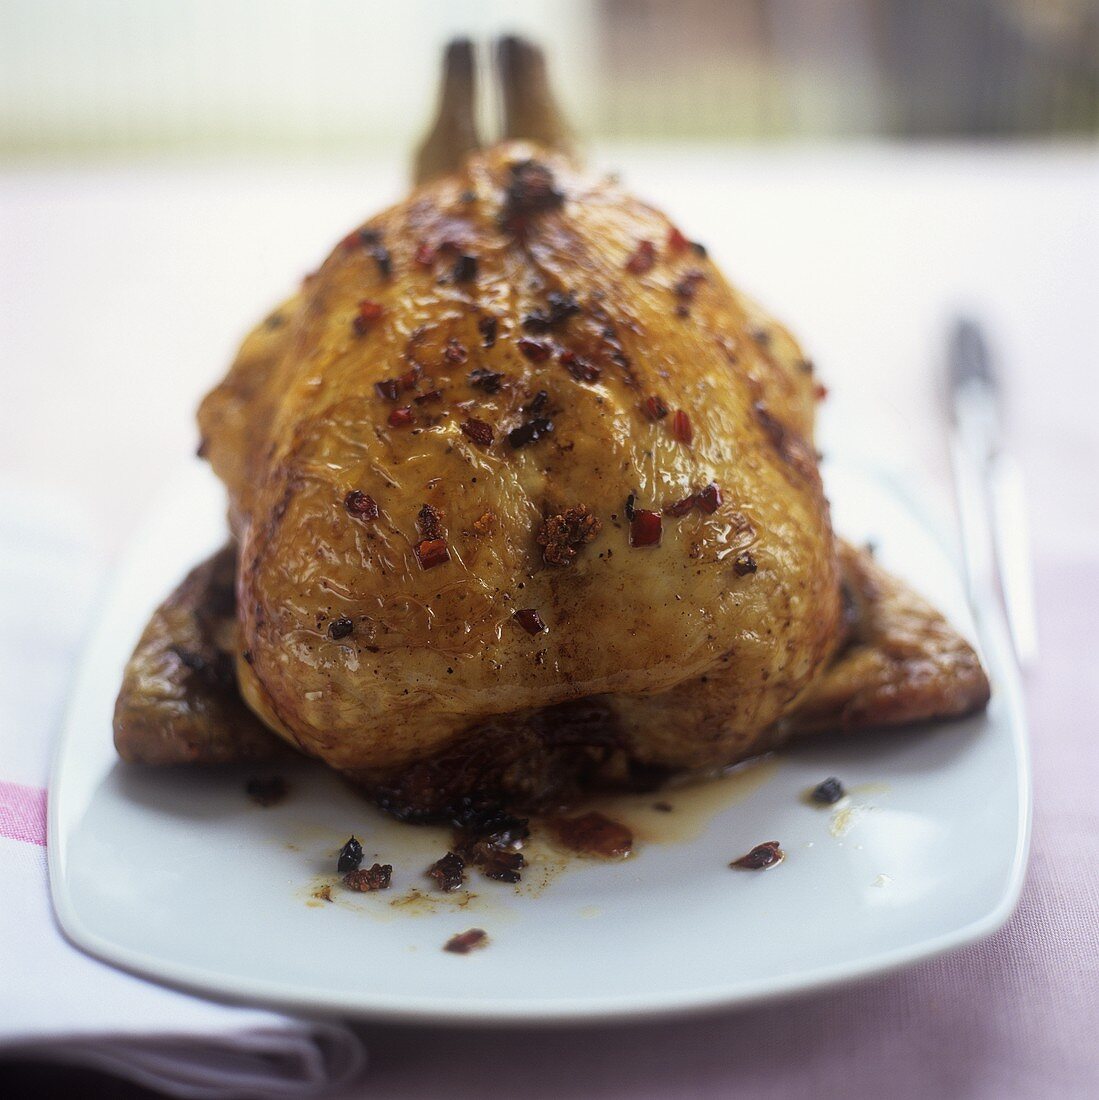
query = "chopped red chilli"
xmin=731 ymin=841 xmax=784 ymax=870
xmin=444 ymin=928 xmax=488 ymax=954
xmin=353 ymin=299 xmax=384 ymax=335
xmin=625 ymin=239 xmax=656 ymax=275
xmin=387 ymin=406 xmax=414 ymax=428
xmin=517 ymin=338 xmax=552 ymax=362
xmin=460 ymin=418 xmax=494 ymax=447
xmin=344 ymin=490 xmax=379 ymax=519
xmin=343 ymin=864 xmax=393 ymax=891
xmin=663 ymin=495 xmax=696 ymax=518
xmin=671 ymin=409 xmax=693 ymax=444
xmin=630 ymin=510 xmax=662 ymax=547
xmin=375 ymin=365 xmax=420 ymax=402
xmin=697 ymin=483 xmax=723 ymax=513
xmin=642 ymin=395 xmax=669 ymax=420
xmin=514 ymin=608 xmax=547 ymax=635
xmin=415 ymin=538 xmax=450 ymax=569
xmin=414 ymin=241 xmax=435 ymax=266
xmin=328 ymin=617 xmax=354 ymax=640
xmin=667 ymin=226 xmax=691 ymax=253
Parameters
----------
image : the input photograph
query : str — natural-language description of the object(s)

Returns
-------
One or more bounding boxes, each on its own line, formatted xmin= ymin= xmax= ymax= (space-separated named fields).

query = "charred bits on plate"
xmin=343 ymin=864 xmax=393 ymax=892
xmin=427 ymin=852 xmax=466 ymax=892
xmin=337 ymin=836 xmax=364 ymax=873
xmin=731 ymin=841 xmax=784 ymax=870
xmin=444 ymin=928 xmax=488 ymax=954
xmin=810 ymin=777 xmax=846 ymax=805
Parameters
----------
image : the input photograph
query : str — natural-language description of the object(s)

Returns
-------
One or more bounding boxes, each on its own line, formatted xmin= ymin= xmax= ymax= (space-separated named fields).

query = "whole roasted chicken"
xmin=115 ymin=39 xmax=989 ymax=819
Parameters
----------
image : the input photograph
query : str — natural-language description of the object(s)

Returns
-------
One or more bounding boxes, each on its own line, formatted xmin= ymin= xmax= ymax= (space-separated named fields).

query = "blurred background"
xmin=2 ymin=0 xmax=1098 ymax=162
xmin=1 ymin=1 xmax=1096 ymax=562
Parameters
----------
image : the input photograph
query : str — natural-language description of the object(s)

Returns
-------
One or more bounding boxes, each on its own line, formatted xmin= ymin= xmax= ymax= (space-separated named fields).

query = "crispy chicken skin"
xmin=196 ymin=141 xmax=842 ymax=785
xmin=113 ymin=545 xmax=287 ymax=765
xmin=784 ymin=542 xmax=991 ymax=736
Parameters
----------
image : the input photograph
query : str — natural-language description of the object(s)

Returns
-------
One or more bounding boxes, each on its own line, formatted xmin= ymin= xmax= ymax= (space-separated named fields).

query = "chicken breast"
xmin=195 ymin=140 xmax=842 ymax=804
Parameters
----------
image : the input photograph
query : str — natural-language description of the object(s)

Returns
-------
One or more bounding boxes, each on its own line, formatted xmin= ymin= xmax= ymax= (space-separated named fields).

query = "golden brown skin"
xmin=196 ymin=143 xmax=842 ymax=786
xmin=113 ymin=546 xmax=289 ymax=765
xmin=783 ymin=542 xmax=991 ymax=736
xmin=112 ymin=541 xmax=990 ymax=784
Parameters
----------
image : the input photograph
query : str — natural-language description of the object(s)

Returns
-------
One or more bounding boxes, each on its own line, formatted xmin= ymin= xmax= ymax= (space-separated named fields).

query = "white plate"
xmin=49 ymin=460 xmax=1030 ymax=1024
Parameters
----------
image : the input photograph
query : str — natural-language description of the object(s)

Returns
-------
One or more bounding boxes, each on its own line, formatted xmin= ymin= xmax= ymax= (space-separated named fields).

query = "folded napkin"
xmin=0 ymin=481 xmax=367 ymax=1097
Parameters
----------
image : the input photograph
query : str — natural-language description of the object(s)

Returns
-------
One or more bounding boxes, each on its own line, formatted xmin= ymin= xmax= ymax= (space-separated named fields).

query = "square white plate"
xmin=49 ymin=460 xmax=1030 ymax=1024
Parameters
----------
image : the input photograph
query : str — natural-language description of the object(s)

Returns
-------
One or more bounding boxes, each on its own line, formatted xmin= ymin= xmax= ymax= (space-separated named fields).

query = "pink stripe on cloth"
xmin=0 ymin=781 xmax=47 ymax=846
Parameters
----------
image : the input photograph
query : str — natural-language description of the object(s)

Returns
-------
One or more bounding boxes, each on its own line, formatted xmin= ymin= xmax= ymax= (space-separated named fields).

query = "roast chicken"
xmin=115 ymin=39 xmax=990 ymax=818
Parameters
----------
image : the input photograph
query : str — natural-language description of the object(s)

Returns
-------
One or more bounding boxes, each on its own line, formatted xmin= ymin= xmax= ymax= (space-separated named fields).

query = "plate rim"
xmin=47 ymin=461 xmax=1032 ymax=1025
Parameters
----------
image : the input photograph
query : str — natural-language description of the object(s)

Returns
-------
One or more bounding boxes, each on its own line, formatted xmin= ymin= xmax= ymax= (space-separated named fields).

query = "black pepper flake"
xmin=452 ymin=254 xmax=478 ymax=283
xmin=522 ymin=290 xmax=581 ymax=333
xmin=469 ymin=367 xmax=504 ymax=393
xmin=811 ymin=777 xmax=845 ymax=805
xmin=625 ymin=493 xmax=636 ymax=521
xmin=328 ymin=617 xmax=354 ymax=640
xmin=524 ymin=390 xmax=549 ymax=416
xmin=733 ymin=551 xmax=757 ymax=577
xmin=478 ymin=316 xmax=498 ymax=349
xmin=674 ymin=269 xmax=706 ymax=300
xmin=353 ymin=229 xmax=392 ymax=279
xmin=337 ymin=836 xmax=364 ymax=873
xmin=560 ymin=350 xmax=601 ymax=383
xmin=503 ymin=160 xmax=564 ymax=228
xmin=507 ymin=417 xmax=553 ymax=449
xmin=427 ymin=851 xmax=466 ymax=892
xmin=418 ymin=504 xmax=445 ymax=540
xmin=731 ymin=841 xmax=784 ymax=870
